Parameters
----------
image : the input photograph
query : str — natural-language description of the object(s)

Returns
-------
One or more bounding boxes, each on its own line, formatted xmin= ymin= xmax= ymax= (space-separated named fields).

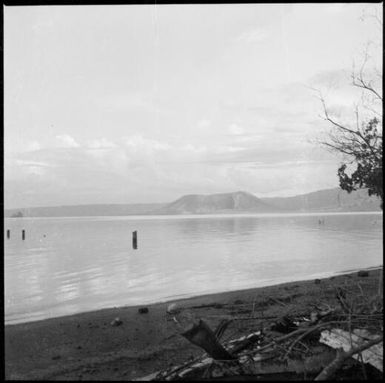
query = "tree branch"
xmin=314 ymin=335 xmax=383 ymax=381
xmin=352 ymin=77 xmax=383 ymax=102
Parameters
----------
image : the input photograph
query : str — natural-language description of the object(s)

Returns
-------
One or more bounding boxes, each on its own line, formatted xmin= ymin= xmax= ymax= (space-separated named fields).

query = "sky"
xmin=4 ymin=3 xmax=383 ymax=208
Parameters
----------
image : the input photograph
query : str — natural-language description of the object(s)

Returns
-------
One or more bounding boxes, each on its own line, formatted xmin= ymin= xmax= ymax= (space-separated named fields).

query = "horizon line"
xmin=4 ymin=186 xmax=372 ymax=211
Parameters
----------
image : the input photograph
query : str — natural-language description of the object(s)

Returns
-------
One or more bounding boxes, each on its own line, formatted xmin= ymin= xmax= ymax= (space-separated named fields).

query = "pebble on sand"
xmin=167 ymin=303 xmax=180 ymax=315
xmin=111 ymin=317 xmax=123 ymax=326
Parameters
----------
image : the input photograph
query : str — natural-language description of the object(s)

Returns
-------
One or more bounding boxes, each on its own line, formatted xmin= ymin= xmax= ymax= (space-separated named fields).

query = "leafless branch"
xmin=318 ymin=93 xmax=381 ymax=161
xmin=350 ymin=42 xmax=383 ymax=103
xmin=361 ymin=6 xmax=383 ymax=30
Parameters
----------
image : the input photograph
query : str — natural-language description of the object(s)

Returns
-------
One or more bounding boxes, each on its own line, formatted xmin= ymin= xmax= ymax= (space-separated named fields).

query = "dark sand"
xmin=5 ymin=268 xmax=382 ymax=380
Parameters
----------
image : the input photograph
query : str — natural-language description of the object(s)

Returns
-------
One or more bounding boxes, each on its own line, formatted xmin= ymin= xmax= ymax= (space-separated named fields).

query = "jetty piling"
xmin=133 ymin=231 xmax=138 ymax=249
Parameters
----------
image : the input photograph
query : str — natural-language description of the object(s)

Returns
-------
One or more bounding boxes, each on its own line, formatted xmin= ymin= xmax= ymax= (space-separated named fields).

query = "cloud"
xmin=100 ymin=91 xmax=150 ymax=110
xmin=179 ymin=143 xmax=207 ymax=154
xmin=197 ymin=119 xmax=211 ymax=129
xmin=4 ymin=136 xmax=339 ymax=208
xmin=236 ymin=27 xmax=268 ymax=43
xmin=86 ymin=138 xmax=117 ymax=149
xmin=4 ymin=103 xmax=340 ymax=208
xmin=228 ymin=123 xmax=245 ymax=136
xmin=56 ymin=134 xmax=80 ymax=148
xmin=4 ymin=157 xmax=53 ymax=181
xmin=26 ymin=141 xmax=42 ymax=152
xmin=124 ymin=135 xmax=171 ymax=153
xmin=15 ymin=159 xmax=52 ymax=168
xmin=308 ymin=69 xmax=350 ymax=90
xmin=306 ymin=68 xmax=382 ymax=129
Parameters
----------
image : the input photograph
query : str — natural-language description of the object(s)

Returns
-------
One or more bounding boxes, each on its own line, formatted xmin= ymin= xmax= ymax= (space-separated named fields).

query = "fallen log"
xmin=214 ymin=319 xmax=232 ymax=340
xmin=228 ymin=331 xmax=263 ymax=354
xmin=181 ymin=319 xmax=236 ymax=360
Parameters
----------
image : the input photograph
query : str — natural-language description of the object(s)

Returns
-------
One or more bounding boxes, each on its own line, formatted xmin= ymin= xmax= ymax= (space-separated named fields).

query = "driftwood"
xmin=135 ymin=319 xmax=378 ymax=381
xmin=138 ymin=285 xmax=383 ymax=381
xmin=228 ymin=331 xmax=263 ymax=354
xmin=214 ymin=319 xmax=232 ymax=340
xmin=319 ymin=328 xmax=383 ymax=372
xmin=181 ymin=319 xmax=235 ymax=360
xmin=315 ymin=333 xmax=383 ymax=380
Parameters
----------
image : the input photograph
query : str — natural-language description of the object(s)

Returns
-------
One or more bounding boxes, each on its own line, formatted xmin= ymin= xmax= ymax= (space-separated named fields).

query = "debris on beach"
xmin=166 ymin=303 xmax=180 ymax=315
xmin=110 ymin=317 xmax=123 ymax=326
xmin=138 ymin=307 xmax=149 ymax=314
xmin=319 ymin=328 xmax=383 ymax=372
xmin=270 ymin=315 xmax=297 ymax=333
xmin=181 ymin=319 xmax=235 ymax=361
xmin=136 ymin=279 xmax=383 ymax=381
xmin=167 ymin=305 xmax=200 ymax=333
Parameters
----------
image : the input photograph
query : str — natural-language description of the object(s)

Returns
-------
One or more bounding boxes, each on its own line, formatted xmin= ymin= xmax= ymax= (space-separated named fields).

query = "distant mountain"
xmin=4 ymin=203 xmax=166 ymax=218
xmin=152 ymin=191 xmax=280 ymax=214
xmin=261 ymin=188 xmax=382 ymax=212
xmin=10 ymin=211 xmax=23 ymax=218
xmin=4 ymin=188 xmax=382 ymax=218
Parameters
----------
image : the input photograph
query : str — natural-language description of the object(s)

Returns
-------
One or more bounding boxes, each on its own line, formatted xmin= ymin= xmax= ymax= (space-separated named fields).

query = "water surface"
xmin=4 ymin=212 xmax=382 ymax=324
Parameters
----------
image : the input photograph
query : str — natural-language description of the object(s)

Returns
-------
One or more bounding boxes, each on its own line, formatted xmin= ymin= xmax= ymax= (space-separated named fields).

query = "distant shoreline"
xmin=4 ymin=210 xmax=383 ymax=219
xmin=4 ymin=187 xmax=382 ymax=217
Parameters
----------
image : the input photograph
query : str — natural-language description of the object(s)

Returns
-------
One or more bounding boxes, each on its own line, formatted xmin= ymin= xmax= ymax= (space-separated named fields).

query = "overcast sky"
xmin=4 ymin=3 xmax=383 ymax=208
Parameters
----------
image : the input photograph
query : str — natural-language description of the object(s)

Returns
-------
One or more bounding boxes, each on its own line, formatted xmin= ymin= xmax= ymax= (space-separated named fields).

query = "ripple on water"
xmin=4 ymin=213 xmax=383 ymax=324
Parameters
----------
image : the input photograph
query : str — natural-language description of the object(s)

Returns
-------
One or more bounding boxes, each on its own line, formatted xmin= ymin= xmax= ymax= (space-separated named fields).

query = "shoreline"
xmin=4 ymin=210 xmax=383 ymax=220
xmin=5 ymin=267 xmax=382 ymax=380
xmin=5 ymin=264 xmax=383 ymax=327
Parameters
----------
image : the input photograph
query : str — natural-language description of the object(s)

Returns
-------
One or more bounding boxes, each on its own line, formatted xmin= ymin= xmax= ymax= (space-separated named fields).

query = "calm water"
xmin=4 ymin=212 xmax=383 ymax=324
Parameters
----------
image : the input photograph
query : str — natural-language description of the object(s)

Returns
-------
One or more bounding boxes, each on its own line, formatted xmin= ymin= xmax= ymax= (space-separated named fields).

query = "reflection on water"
xmin=4 ymin=212 xmax=383 ymax=324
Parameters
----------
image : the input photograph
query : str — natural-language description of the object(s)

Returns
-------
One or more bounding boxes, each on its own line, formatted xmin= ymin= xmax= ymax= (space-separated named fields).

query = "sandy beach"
xmin=5 ymin=267 xmax=382 ymax=380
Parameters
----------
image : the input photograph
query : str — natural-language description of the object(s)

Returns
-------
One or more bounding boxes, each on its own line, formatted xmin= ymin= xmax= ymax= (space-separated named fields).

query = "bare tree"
xmin=317 ymin=90 xmax=382 ymax=208
xmin=315 ymin=13 xmax=383 ymax=208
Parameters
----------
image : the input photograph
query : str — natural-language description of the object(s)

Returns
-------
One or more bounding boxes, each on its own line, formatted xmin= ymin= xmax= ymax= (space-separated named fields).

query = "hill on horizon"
xmin=4 ymin=188 xmax=382 ymax=217
xmin=261 ymin=188 xmax=382 ymax=212
xmin=152 ymin=191 xmax=280 ymax=214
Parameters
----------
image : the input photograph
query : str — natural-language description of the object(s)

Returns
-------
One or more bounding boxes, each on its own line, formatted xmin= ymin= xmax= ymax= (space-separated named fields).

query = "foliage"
xmin=335 ymin=117 xmax=383 ymax=207
xmin=317 ymin=10 xmax=382 ymax=208
xmin=317 ymin=53 xmax=382 ymax=208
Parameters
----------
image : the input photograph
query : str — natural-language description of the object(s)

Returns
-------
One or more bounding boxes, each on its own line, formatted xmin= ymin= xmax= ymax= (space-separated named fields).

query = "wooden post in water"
xmin=7 ymin=230 xmax=10 ymax=239
xmin=22 ymin=230 xmax=25 ymax=240
xmin=132 ymin=231 xmax=138 ymax=250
